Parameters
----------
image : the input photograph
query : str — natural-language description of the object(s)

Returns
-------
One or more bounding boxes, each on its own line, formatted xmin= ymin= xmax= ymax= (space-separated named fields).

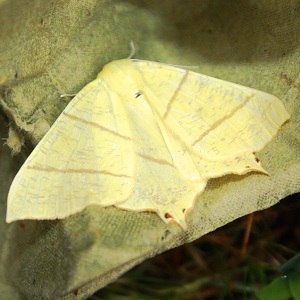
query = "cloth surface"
xmin=0 ymin=1 xmax=299 ymax=299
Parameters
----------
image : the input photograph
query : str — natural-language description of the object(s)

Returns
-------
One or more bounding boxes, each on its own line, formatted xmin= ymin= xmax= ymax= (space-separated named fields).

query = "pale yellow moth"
xmin=6 ymin=59 xmax=290 ymax=230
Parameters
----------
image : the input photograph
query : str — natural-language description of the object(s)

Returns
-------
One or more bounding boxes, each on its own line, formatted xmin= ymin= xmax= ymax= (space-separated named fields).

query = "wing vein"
xmin=63 ymin=112 xmax=131 ymax=141
xmin=163 ymin=70 xmax=189 ymax=119
xmin=192 ymin=94 xmax=254 ymax=146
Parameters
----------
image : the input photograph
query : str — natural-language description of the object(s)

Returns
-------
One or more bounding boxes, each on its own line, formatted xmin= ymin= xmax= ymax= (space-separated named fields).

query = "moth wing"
xmin=107 ymin=83 xmax=206 ymax=229
xmin=133 ymin=60 xmax=290 ymax=161
xmin=6 ymin=78 xmax=134 ymax=222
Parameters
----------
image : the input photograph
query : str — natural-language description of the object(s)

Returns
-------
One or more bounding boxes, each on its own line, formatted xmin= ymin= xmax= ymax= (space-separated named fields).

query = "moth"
xmin=6 ymin=59 xmax=290 ymax=229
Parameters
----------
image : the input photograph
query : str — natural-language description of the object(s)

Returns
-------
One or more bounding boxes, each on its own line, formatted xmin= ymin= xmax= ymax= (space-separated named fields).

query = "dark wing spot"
xmin=134 ymin=90 xmax=143 ymax=99
xmin=164 ymin=213 xmax=173 ymax=219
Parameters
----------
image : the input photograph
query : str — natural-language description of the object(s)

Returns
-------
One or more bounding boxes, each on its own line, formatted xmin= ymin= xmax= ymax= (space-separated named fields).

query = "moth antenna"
xmin=60 ymin=93 xmax=77 ymax=98
xmin=128 ymin=40 xmax=135 ymax=59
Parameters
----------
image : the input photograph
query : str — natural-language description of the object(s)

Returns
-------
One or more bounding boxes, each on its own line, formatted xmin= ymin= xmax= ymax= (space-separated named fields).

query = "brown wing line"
xmin=27 ymin=165 xmax=132 ymax=178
